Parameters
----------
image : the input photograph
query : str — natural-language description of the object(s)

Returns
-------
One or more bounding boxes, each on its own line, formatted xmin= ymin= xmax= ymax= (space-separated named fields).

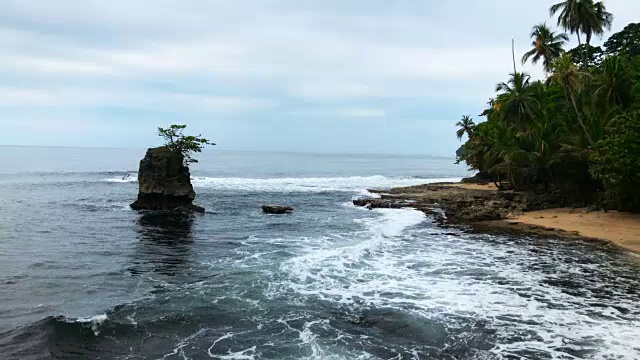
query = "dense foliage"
xmin=591 ymin=111 xmax=640 ymax=211
xmin=567 ymin=44 xmax=604 ymax=67
xmin=158 ymin=124 xmax=215 ymax=166
xmin=604 ymin=22 xmax=640 ymax=57
xmin=456 ymin=1 xmax=640 ymax=211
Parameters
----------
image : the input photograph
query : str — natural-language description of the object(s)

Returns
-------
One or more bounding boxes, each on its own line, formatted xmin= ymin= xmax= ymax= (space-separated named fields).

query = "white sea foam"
xmin=191 ymin=176 xmax=459 ymax=193
xmin=161 ymin=328 xmax=209 ymax=360
xmin=207 ymin=332 xmax=257 ymax=360
xmin=75 ymin=314 xmax=108 ymax=323
xmin=277 ymin=318 xmax=333 ymax=359
xmin=271 ymin=207 xmax=640 ymax=359
xmin=104 ymin=173 xmax=138 ymax=183
xmin=354 ymin=189 xmax=381 ymax=199
xmin=75 ymin=314 xmax=108 ymax=336
xmin=103 ymin=174 xmax=460 ymax=192
xmin=358 ymin=208 xmax=427 ymax=238
xmin=278 ymin=208 xmax=427 ymax=304
xmin=214 ymin=346 xmax=257 ymax=360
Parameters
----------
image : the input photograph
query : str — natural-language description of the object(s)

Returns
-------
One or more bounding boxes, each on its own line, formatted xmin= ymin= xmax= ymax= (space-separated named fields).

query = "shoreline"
xmin=357 ymin=182 xmax=640 ymax=254
xmin=483 ymin=208 xmax=640 ymax=254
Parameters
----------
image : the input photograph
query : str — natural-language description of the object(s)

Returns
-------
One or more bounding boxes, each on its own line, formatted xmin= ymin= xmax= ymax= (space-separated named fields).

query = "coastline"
xmin=358 ymin=182 xmax=640 ymax=254
xmin=482 ymin=209 xmax=640 ymax=253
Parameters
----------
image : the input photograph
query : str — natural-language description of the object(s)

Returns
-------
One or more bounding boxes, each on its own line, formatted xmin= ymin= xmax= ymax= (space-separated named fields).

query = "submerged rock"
xmin=262 ymin=205 xmax=294 ymax=214
xmin=130 ymin=146 xmax=205 ymax=212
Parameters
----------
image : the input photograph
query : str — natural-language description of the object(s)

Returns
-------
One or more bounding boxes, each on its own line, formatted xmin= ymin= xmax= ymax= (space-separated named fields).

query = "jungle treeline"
xmin=456 ymin=0 xmax=640 ymax=212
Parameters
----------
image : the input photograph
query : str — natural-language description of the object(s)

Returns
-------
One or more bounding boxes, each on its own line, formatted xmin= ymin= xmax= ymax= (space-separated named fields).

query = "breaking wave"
xmin=269 ymin=208 xmax=640 ymax=359
xmin=3 ymin=204 xmax=640 ymax=359
xmin=103 ymin=174 xmax=460 ymax=192
xmin=103 ymin=173 xmax=138 ymax=183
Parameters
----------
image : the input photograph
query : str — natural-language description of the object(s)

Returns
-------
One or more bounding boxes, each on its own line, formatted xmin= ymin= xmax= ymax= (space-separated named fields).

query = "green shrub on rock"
xmin=158 ymin=124 xmax=215 ymax=166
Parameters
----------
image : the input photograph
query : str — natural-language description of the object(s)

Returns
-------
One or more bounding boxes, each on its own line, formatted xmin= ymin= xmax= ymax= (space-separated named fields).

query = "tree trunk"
xmin=584 ymin=32 xmax=592 ymax=70
xmin=512 ymin=39 xmax=517 ymax=74
xmin=568 ymin=89 xmax=594 ymax=145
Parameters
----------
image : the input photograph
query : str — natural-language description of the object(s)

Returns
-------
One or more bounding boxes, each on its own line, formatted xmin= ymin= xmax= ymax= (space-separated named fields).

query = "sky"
xmin=0 ymin=0 xmax=637 ymax=155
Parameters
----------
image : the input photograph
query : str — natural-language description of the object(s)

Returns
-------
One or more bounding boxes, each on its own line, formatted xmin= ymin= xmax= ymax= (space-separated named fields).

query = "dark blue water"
xmin=1 ymin=146 xmax=639 ymax=359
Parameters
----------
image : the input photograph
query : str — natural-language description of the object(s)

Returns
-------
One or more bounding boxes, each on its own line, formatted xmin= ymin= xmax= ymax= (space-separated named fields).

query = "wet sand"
xmin=496 ymin=208 xmax=640 ymax=253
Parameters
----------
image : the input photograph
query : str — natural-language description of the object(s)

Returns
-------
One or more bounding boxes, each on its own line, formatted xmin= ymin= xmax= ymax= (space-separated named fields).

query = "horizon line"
xmin=0 ymin=144 xmax=456 ymax=159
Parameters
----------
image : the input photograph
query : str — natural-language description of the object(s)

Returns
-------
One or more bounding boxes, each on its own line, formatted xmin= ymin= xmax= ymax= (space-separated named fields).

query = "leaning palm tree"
xmin=549 ymin=54 xmax=594 ymax=145
xmin=456 ymin=115 xmax=476 ymax=141
xmin=522 ymin=23 xmax=570 ymax=73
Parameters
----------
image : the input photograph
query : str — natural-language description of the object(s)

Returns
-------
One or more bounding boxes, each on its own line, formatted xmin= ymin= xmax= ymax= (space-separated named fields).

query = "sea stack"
xmin=130 ymin=146 xmax=205 ymax=212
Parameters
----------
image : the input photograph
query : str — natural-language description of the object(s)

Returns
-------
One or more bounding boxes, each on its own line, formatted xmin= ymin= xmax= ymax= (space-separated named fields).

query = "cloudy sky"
xmin=0 ymin=0 xmax=636 ymax=155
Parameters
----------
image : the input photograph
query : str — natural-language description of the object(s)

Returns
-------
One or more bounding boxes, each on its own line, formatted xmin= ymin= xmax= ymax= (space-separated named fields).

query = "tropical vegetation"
xmin=522 ymin=23 xmax=569 ymax=73
xmin=455 ymin=1 xmax=640 ymax=212
xmin=158 ymin=124 xmax=215 ymax=166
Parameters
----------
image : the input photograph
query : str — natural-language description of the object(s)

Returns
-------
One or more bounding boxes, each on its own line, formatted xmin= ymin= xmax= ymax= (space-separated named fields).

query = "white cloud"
xmin=0 ymin=56 xmax=118 ymax=76
xmin=337 ymin=108 xmax=386 ymax=118
xmin=0 ymin=0 xmax=637 ymax=152
xmin=167 ymin=94 xmax=277 ymax=112
xmin=0 ymin=2 xmax=547 ymax=98
xmin=287 ymin=81 xmax=384 ymax=99
xmin=11 ymin=118 xmax=93 ymax=133
xmin=0 ymin=86 xmax=275 ymax=113
xmin=0 ymin=88 xmax=60 ymax=107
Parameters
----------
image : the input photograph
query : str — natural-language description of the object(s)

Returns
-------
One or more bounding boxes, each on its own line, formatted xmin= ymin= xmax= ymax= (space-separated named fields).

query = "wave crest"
xmin=104 ymin=173 xmax=138 ymax=183
xmin=104 ymin=174 xmax=460 ymax=193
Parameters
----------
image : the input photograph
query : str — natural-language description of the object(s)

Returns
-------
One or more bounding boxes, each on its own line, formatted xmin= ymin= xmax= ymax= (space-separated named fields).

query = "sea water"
xmin=0 ymin=146 xmax=639 ymax=359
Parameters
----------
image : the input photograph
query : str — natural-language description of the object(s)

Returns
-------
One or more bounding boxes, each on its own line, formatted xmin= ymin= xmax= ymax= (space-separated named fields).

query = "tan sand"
xmin=384 ymin=182 xmax=640 ymax=253
xmin=506 ymin=208 xmax=640 ymax=253
xmin=447 ymin=183 xmax=498 ymax=191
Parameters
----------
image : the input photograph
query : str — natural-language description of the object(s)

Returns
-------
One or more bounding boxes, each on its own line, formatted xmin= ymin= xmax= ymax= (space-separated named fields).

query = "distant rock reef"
xmin=130 ymin=146 xmax=205 ymax=212
xmin=262 ymin=205 xmax=294 ymax=214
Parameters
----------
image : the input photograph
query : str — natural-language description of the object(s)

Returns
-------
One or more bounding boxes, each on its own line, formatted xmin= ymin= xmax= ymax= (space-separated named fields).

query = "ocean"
xmin=0 ymin=146 xmax=639 ymax=359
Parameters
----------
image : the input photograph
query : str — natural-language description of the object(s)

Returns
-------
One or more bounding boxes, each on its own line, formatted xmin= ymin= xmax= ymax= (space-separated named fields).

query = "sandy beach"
xmin=503 ymin=208 xmax=640 ymax=253
xmin=448 ymin=183 xmax=498 ymax=191
xmin=367 ymin=182 xmax=640 ymax=254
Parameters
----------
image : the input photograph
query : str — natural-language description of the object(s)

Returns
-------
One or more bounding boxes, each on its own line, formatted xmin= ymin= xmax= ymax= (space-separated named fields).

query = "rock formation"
xmin=352 ymin=199 xmax=416 ymax=209
xmin=262 ymin=205 xmax=294 ymax=214
xmin=130 ymin=146 xmax=205 ymax=212
xmin=353 ymin=183 xmax=577 ymax=226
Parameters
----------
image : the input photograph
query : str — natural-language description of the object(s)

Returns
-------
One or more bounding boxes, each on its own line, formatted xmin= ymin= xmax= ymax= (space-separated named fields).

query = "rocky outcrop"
xmin=130 ymin=146 xmax=205 ymax=212
xmin=461 ymin=171 xmax=494 ymax=185
xmin=353 ymin=183 xmax=576 ymax=226
xmin=352 ymin=199 xmax=416 ymax=209
xmin=353 ymin=184 xmax=519 ymax=225
xmin=351 ymin=183 xmax=616 ymax=245
xmin=262 ymin=205 xmax=294 ymax=214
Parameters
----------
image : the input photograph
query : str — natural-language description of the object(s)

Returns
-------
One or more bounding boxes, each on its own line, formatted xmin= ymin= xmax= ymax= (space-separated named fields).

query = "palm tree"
xmin=495 ymin=72 xmax=540 ymax=129
xmin=550 ymin=0 xmax=585 ymax=44
xmin=549 ymin=54 xmax=594 ymax=145
xmin=594 ymin=56 xmax=633 ymax=110
xmin=550 ymin=0 xmax=614 ymax=69
xmin=456 ymin=115 xmax=476 ymax=140
xmin=522 ymin=23 xmax=570 ymax=73
xmin=582 ymin=1 xmax=613 ymax=46
xmin=581 ymin=1 xmax=613 ymax=67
